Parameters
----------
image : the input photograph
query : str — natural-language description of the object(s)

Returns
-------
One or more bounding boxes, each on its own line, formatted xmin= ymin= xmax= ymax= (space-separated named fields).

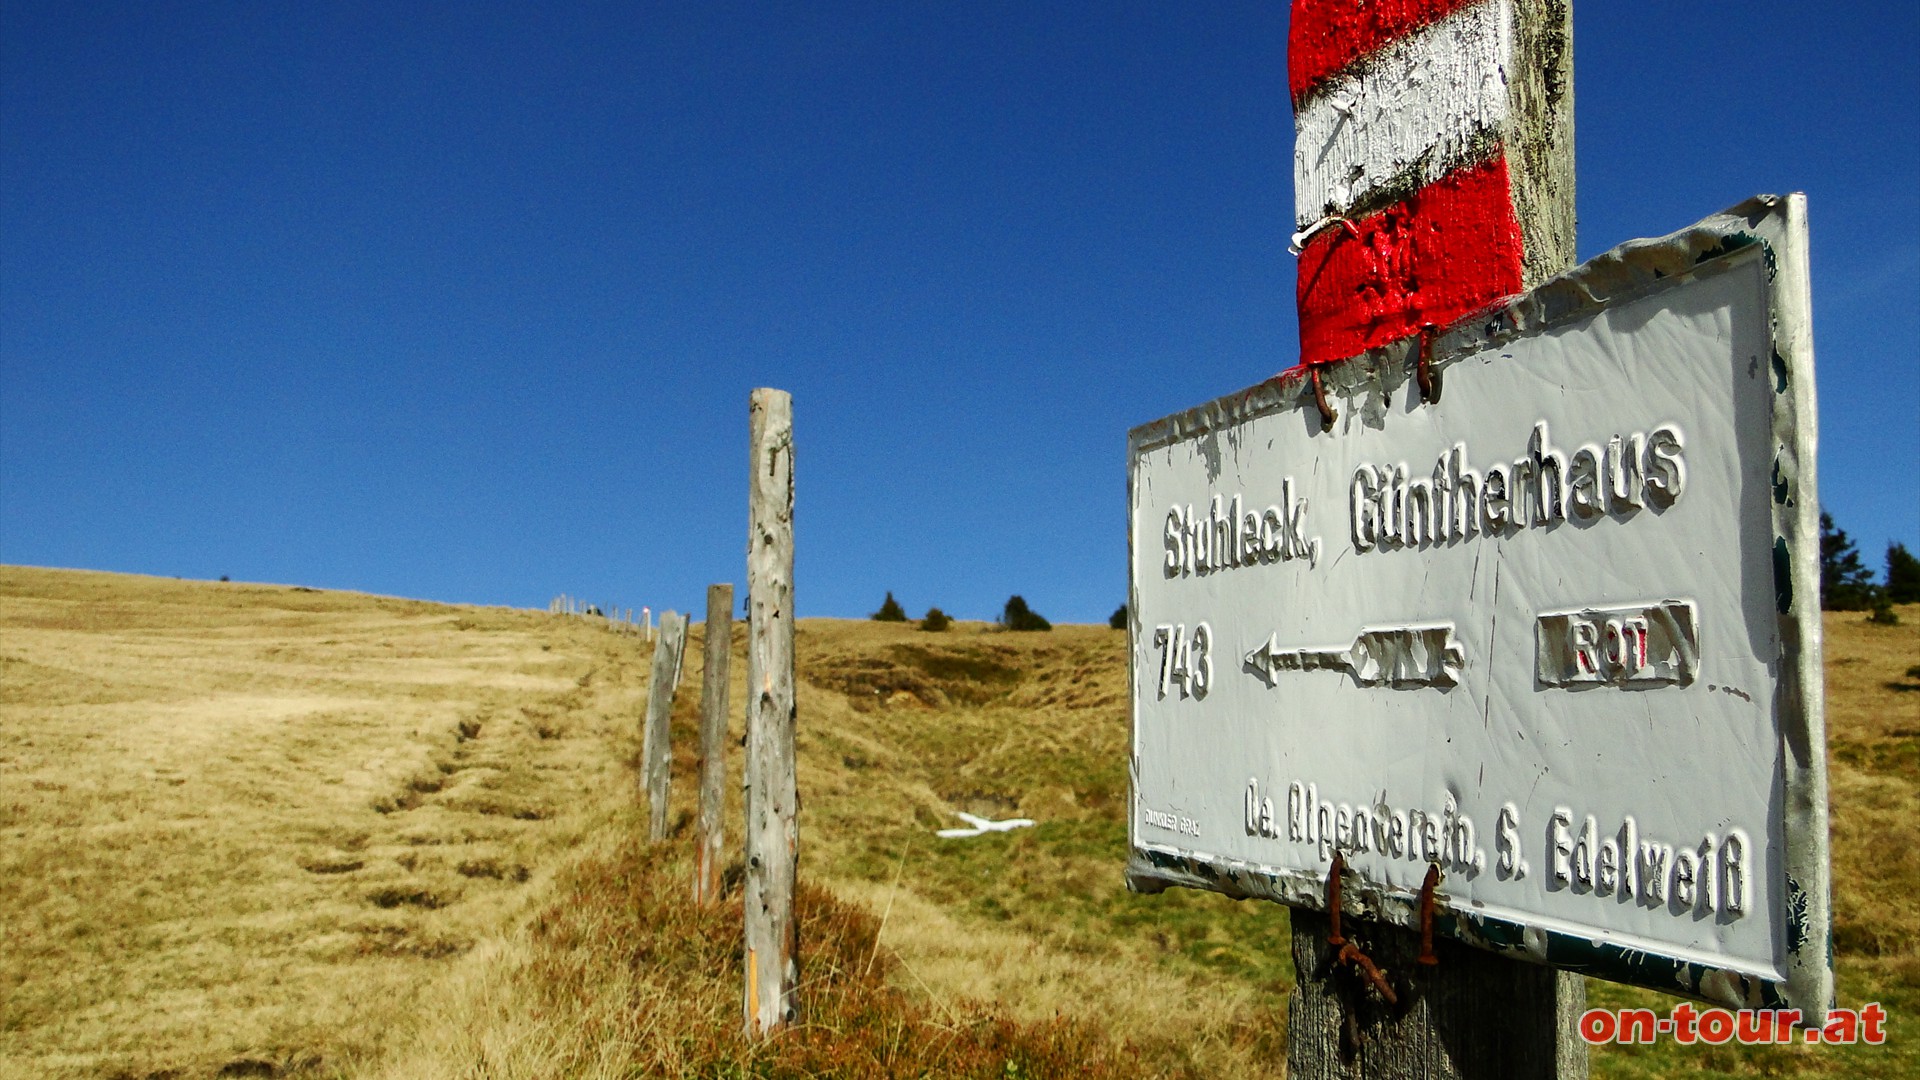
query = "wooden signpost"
xmin=744 ymin=388 xmax=798 ymax=1037
xmin=642 ymin=609 xmax=688 ymax=842
xmin=1292 ymin=3 xmax=1583 ymax=1074
xmin=1127 ymin=3 xmax=1830 ymax=1078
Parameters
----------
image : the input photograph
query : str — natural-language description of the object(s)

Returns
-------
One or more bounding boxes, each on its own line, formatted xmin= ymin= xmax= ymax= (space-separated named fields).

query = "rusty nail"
xmin=1338 ymin=942 xmax=1399 ymax=1005
xmin=1311 ymin=367 xmax=1336 ymax=431
xmin=1416 ymin=323 xmax=1437 ymax=404
xmin=1326 ymin=852 xmax=1346 ymax=946
xmin=1418 ymin=862 xmax=1441 ymax=966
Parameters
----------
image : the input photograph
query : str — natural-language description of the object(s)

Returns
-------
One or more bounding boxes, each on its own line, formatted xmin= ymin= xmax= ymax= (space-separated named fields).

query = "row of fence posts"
xmin=638 ymin=388 xmax=797 ymax=1038
xmin=548 ymin=595 xmax=654 ymax=639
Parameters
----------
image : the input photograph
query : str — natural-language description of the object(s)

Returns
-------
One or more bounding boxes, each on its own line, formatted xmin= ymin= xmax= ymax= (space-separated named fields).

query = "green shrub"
xmin=870 ymin=591 xmax=908 ymax=622
xmin=1108 ymin=604 xmax=1127 ymax=630
xmin=919 ymin=607 xmax=953 ymax=632
xmin=999 ymin=595 xmax=1050 ymax=632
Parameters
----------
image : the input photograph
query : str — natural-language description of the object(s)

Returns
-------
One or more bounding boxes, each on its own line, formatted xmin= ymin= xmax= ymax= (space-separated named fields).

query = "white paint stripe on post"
xmin=1292 ymin=0 xmax=1514 ymax=227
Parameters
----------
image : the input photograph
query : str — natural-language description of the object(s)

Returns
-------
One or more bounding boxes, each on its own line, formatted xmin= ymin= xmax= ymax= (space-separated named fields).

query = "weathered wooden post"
xmin=1129 ymin=3 xmax=1830 ymax=1078
xmin=1285 ymin=2 xmax=1582 ymax=1076
xmin=743 ymin=388 xmax=797 ymax=1036
xmin=672 ymin=618 xmax=687 ymax=690
xmin=695 ymin=582 xmax=734 ymax=905
xmin=642 ymin=609 xmax=688 ymax=842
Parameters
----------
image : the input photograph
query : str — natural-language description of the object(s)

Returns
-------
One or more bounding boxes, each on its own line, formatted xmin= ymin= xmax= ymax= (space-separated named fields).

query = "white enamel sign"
xmin=1126 ymin=197 xmax=1831 ymax=1017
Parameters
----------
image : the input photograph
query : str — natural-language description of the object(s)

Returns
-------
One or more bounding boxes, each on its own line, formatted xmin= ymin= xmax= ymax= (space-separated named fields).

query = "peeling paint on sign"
xmin=1128 ymin=195 xmax=1831 ymax=1021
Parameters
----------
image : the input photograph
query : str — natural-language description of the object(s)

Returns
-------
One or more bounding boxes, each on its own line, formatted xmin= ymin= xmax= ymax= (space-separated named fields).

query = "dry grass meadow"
xmin=1 ymin=565 xmax=1914 ymax=1078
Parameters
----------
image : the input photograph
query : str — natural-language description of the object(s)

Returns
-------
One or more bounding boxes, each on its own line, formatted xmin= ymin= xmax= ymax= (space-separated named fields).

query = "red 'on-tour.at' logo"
xmin=1579 ymin=1003 xmax=1887 ymax=1046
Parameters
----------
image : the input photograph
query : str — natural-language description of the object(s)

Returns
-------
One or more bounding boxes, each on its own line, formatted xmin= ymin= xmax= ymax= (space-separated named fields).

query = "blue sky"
xmin=3 ymin=2 xmax=1914 ymax=622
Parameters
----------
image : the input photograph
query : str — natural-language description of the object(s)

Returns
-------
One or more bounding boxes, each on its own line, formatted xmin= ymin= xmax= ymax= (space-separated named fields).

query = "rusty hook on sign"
xmin=1337 ymin=942 xmax=1399 ymax=1005
xmin=1415 ymin=323 xmax=1439 ymax=404
xmin=1326 ymin=852 xmax=1346 ymax=946
xmin=1417 ymin=862 xmax=1441 ymax=966
xmin=1311 ymin=366 xmax=1336 ymax=431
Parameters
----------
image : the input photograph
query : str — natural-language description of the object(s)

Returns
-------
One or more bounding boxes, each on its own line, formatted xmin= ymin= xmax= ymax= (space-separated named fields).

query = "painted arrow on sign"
xmin=1242 ymin=623 xmax=1466 ymax=688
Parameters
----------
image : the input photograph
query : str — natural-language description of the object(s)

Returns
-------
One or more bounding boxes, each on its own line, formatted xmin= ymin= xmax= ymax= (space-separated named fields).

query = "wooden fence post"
xmin=1286 ymin=1 xmax=1583 ymax=1076
xmin=642 ymin=609 xmax=687 ymax=842
xmin=695 ymin=583 xmax=734 ymax=905
xmin=743 ymin=388 xmax=797 ymax=1037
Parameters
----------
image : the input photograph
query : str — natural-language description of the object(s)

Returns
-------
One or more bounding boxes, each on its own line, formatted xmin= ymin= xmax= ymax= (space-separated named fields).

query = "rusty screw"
xmin=1337 ymin=941 xmax=1399 ymax=1005
xmin=1416 ymin=323 xmax=1438 ymax=403
xmin=1417 ymin=862 xmax=1441 ymax=966
xmin=1326 ymin=852 xmax=1346 ymax=946
xmin=1311 ymin=367 xmax=1336 ymax=431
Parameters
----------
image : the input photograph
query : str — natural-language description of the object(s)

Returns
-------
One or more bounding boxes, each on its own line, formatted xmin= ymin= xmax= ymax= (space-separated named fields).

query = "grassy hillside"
xmin=2 ymin=566 xmax=1914 ymax=1077
xmin=0 ymin=566 xmax=655 ymax=1077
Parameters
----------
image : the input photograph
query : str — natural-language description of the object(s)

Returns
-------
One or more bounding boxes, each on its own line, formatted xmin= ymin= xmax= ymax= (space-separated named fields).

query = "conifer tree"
xmin=1887 ymin=541 xmax=1920 ymax=604
xmin=1820 ymin=512 xmax=1877 ymax=611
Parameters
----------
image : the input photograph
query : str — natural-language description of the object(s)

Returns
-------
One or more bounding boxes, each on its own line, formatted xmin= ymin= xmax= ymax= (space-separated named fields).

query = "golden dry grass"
xmin=3 ymin=566 xmax=1913 ymax=1078
xmin=368 ymin=808 xmax=1141 ymax=1080
xmin=0 ymin=566 xmax=651 ymax=1078
xmin=786 ymin=619 xmax=1291 ymax=1074
xmin=377 ymin=617 xmax=1290 ymax=1078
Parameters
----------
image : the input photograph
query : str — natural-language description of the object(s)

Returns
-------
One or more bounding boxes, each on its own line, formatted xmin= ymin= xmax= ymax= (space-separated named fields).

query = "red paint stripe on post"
xmin=1295 ymin=155 xmax=1524 ymax=367
xmin=1289 ymin=0 xmax=1484 ymax=101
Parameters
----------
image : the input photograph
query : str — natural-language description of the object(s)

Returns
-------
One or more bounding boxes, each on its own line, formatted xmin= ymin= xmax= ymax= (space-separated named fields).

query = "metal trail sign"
xmin=1126 ymin=195 xmax=1831 ymax=1019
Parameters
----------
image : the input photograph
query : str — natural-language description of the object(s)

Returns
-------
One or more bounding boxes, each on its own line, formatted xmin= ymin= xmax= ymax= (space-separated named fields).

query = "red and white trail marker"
xmin=1290 ymin=0 xmax=1573 ymax=367
xmin=1129 ymin=1 xmax=1833 ymax=1075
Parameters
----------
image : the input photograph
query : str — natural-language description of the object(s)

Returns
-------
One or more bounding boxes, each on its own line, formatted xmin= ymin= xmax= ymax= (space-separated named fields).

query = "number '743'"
xmin=1152 ymin=622 xmax=1212 ymax=699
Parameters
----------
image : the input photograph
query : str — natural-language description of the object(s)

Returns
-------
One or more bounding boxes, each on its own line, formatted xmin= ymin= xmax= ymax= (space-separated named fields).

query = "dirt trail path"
xmin=0 ymin=567 xmax=648 ymax=1079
